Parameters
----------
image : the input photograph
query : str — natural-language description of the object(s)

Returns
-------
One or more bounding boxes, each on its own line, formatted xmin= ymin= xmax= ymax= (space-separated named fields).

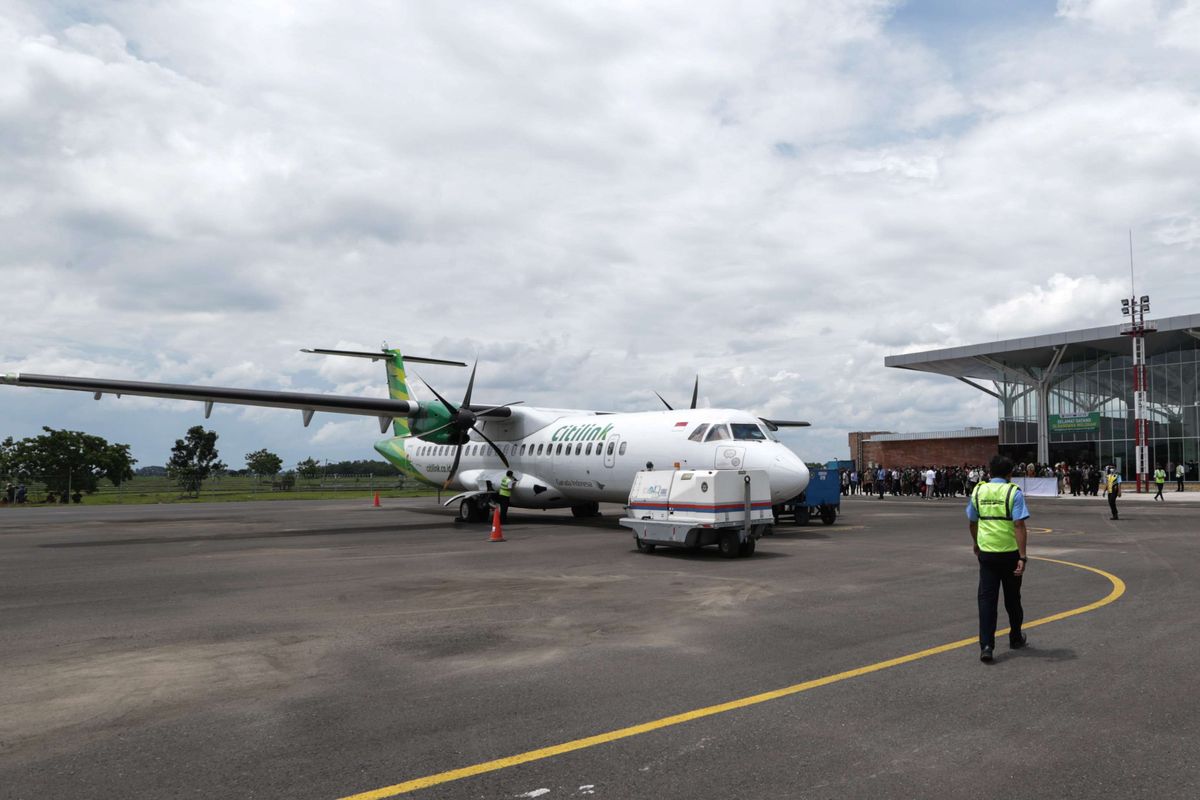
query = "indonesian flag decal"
xmin=674 ymin=421 xmax=688 ymax=427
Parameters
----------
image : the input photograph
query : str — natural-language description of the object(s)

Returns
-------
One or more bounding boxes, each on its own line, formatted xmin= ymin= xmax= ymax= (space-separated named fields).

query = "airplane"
xmin=2 ymin=347 xmax=811 ymax=521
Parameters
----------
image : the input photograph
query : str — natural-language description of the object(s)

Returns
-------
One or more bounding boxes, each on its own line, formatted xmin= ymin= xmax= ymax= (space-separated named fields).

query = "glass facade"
xmin=997 ymin=338 xmax=1200 ymax=480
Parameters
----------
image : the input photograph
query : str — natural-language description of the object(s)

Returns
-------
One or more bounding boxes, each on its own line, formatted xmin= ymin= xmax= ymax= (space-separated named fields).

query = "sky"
xmin=2 ymin=0 xmax=1200 ymax=470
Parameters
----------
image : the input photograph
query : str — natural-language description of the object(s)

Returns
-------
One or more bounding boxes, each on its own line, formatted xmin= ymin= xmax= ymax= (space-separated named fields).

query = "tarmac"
xmin=1 ymin=491 xmax=1197 ymax=799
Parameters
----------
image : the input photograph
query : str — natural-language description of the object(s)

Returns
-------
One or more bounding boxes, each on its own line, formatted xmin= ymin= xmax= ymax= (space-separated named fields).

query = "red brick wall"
xmin=848 ymin=431 xmax=891 ymax=469
xmin=873 ymin=436 xmax=999 ymax=468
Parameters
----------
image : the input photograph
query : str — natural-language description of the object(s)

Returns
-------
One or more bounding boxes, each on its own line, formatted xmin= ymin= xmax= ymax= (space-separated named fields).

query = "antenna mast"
xmin=1120 ymin=233 xmax=1154 ymax=493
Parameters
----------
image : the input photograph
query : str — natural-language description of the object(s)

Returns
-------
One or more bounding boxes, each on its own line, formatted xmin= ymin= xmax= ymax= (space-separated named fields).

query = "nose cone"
xmin=770 ymin=450 xmax=810 ymax=502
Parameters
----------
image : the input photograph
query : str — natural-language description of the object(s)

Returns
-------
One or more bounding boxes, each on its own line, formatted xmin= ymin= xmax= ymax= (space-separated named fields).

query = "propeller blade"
xmin=414 ymin=372 xmax=458 ymax=415
xmin=443 ymin=441 xmax=465 ymax=489
xmin=654 ymin=391 xmax=674 ymax=411
xmin=461 ymin=361 xmax=478 ymax=408
xmin=473 ymin=427 xmax=511 ymax=469
xmin=690 ymin=376 xmax=699 ymax=410
xmin=399 ymin=421 xmax=456 ymax=439
xmin=473 ymin=401 xmax=524 ymax=418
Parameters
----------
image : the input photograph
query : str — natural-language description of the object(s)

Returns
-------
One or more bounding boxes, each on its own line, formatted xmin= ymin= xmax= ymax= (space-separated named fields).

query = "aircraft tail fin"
xmin=300 ymin=347 xmax=466 ymax=437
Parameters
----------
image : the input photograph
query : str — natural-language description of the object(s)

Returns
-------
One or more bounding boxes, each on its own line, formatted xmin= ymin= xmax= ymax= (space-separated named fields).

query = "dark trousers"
xmin=498 ymin=495 xmax=510 ymax=523
xmin=1179 ymin=477 xmax=1186 ymax=491
xmin=1154 ymin=483 xmax=1164 ymax=500
xmin=1107 ymin=492 xmax=1118 ymax=519
xmin=978 ymin=550 xmax=1023 ymax=649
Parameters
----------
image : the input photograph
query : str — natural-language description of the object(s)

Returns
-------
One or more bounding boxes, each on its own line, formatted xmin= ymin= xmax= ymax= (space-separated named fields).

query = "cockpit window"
xmin=704 ymin=424 xmax=731 ymax=442
xmin=731 ymin=423 xmax=767 ymax=441
xmin=687 ymin=424 xmax=710 ymax=442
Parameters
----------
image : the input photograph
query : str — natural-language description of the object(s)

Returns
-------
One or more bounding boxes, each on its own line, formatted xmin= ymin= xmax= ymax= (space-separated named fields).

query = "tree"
xmin=167 ymin=426 xmax=225 ymax=496
xmin=3 ymin=428 xmax=136 ymax=493
xmin=245 ymin=448 xmax=283 ymax=478
xmin=297 ymin=457 xmax=321 ymax=479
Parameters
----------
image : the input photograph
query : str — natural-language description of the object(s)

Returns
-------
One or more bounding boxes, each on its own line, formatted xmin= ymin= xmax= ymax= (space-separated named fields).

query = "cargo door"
xmin=715 ymin=445 xmax=745 ymax=470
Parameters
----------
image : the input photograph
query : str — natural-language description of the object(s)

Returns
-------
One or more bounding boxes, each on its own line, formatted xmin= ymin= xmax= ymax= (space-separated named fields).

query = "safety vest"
xmin=1105 ymin=474 xmax=1120 ymax=495
xmin=971 ymin=481 xmax=1019 ymax=553
xmin=1154 ymin=469 xmax=1166 ymax=485
xmin=499 ymin=476 xmax=514 ymax=497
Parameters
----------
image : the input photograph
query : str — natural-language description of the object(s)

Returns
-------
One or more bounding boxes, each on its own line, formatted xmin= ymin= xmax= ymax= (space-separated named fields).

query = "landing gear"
xmin=571 ymin=502 xmax=601 ymax=518
xmin=457 ymin=497 xmax=490 ymax=523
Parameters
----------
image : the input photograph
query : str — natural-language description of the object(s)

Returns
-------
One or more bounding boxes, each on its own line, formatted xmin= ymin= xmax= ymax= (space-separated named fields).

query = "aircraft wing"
xmin=0 ymin=371 xmax=459 ymax=432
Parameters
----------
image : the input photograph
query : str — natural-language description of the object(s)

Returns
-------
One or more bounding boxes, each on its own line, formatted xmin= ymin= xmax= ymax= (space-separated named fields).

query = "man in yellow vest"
xmin=498 ymin=470 xmax=517 ymax=523
xmin=1153 ymin=464 xmax=1166 ymax=501
xmin=1104 ymin=466 xmax=1121 ymax=520
xmin=967 ymin=454 xmax=1029 ymax=663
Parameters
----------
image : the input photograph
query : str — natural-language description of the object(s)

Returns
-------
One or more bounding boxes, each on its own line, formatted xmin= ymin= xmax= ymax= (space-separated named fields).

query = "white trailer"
xmin=618 ymin=469 xmax=773 ymax=558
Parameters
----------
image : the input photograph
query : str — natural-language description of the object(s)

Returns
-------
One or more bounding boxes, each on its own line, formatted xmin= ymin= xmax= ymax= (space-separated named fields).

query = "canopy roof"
xmin=885 ymin=313 xmax=1200 ymax=383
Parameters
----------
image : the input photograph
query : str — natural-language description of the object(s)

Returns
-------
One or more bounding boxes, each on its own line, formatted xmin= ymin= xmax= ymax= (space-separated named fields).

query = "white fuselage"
xmin=399 ymin=407 xmax=810 ymax=509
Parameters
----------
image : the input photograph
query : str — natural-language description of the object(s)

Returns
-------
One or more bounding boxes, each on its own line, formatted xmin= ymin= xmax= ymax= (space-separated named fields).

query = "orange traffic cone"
xmin=372 ymin=492 xmax=381 ymax=507
xmin=488 ymin=505 xmax=505 ymax=542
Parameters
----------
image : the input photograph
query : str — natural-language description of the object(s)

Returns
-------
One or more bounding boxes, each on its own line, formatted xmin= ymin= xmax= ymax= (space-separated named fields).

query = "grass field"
xmin=1 ymin=474 xmax=440 ymax=506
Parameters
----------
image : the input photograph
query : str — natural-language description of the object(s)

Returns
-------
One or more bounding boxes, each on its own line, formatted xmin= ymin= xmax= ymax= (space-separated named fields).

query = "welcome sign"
xmin=1049 ymin=412 xmax=1100 ymax=432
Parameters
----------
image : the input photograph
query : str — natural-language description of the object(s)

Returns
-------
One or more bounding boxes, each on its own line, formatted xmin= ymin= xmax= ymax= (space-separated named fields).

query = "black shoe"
xmin=980 ymin=646 xmax=994 ymax=663
xmin=1010 ymin=633 xmax=1028 ymax=649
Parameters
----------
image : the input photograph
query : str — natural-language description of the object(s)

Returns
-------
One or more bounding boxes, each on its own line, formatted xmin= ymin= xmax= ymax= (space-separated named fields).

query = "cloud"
xmin=2 ymin=1 xmax=1199 ymax=467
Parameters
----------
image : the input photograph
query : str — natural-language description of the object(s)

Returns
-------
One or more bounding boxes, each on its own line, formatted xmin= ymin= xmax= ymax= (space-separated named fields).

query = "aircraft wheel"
xmin=738 ymin=538 xmax=756 ymax=557
xmin=572 ymin=503 xmax=599 ymax=518
xmin=457 ymin=499 xmax=474 ymax=522
xmin=719 ymin=532 xmax=741 ymax=558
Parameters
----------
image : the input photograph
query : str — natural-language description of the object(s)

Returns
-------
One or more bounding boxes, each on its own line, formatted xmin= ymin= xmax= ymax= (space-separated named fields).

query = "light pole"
xmin=1120 ymin=294 xmax=1154 ymax=492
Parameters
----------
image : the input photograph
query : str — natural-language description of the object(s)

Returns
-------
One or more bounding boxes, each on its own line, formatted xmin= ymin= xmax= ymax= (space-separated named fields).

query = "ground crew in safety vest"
xmin=497 ymin=470 xmax=516 ymax=523
xmin=1104 ymin=466 xmax=1121 ymax=520
xmin=1154 ymin=465 xmax=1166 ymax=501
xmin=966 ymin=454 xmax=1029 ymax=663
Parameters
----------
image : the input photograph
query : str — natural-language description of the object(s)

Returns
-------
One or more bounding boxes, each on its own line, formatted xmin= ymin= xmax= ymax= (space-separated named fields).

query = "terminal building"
xmin=883 ymin=312 xmax=1200 ymax=483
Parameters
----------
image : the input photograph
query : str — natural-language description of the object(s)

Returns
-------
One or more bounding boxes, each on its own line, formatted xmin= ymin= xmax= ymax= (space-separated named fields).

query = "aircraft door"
xmin=715 ymin=446 xmax=745 ymax=470
xmin=604 ymin=435 xmax=620 ymax=468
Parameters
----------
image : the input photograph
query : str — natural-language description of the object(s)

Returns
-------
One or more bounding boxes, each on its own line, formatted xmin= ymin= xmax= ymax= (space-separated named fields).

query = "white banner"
xmin=1012 ymin=477 xmax=1058 ymax=497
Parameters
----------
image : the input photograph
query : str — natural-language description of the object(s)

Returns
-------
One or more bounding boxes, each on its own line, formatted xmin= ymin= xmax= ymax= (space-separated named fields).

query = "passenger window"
xmin=619 ymin=442 xmax=627 ymax=456
xmin=556 ymin=443 xmax=563 ymax=455
xmin=705 ymin=425 xmax=731 ymax=442
xmin=575 ymin=443 xmax=582 ymax=455
xmin=520 ymin=444 xmax=526 ymax=456
xmin=606 ymin=442 xmax=615 ymax=456
xmin=688 ymin=424 xmax=710 ymax=442
xmin=586 ymin=443 xmax=593 ymax=455
xmin=537 ymin=443 xmax=544 ymax=455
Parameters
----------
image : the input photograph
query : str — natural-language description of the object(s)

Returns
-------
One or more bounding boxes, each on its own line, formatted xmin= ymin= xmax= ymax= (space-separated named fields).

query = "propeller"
xmin=414 ymin=362 xmax=520 ymax=488
xmin=656 ymin=376 xmax=809 ymax=429
xmin=656 ymin=376 xmax=699 ymax=411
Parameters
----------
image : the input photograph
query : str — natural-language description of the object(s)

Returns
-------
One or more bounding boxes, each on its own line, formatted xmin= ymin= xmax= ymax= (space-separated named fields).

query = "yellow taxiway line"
xmin=338 ymin=556 xmax=1125 ymax=800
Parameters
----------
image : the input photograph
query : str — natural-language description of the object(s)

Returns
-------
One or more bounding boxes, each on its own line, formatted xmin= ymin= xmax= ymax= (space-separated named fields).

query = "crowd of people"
xmin=842 ymin=465 xmax=998 ymax=499
xmin=841 ymin=459 xmax=1186 ymax=499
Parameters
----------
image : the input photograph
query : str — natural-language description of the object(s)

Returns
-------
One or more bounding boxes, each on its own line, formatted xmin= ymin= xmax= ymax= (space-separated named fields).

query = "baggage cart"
xmin=775 ymin=467 xmax=840 ymax=526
